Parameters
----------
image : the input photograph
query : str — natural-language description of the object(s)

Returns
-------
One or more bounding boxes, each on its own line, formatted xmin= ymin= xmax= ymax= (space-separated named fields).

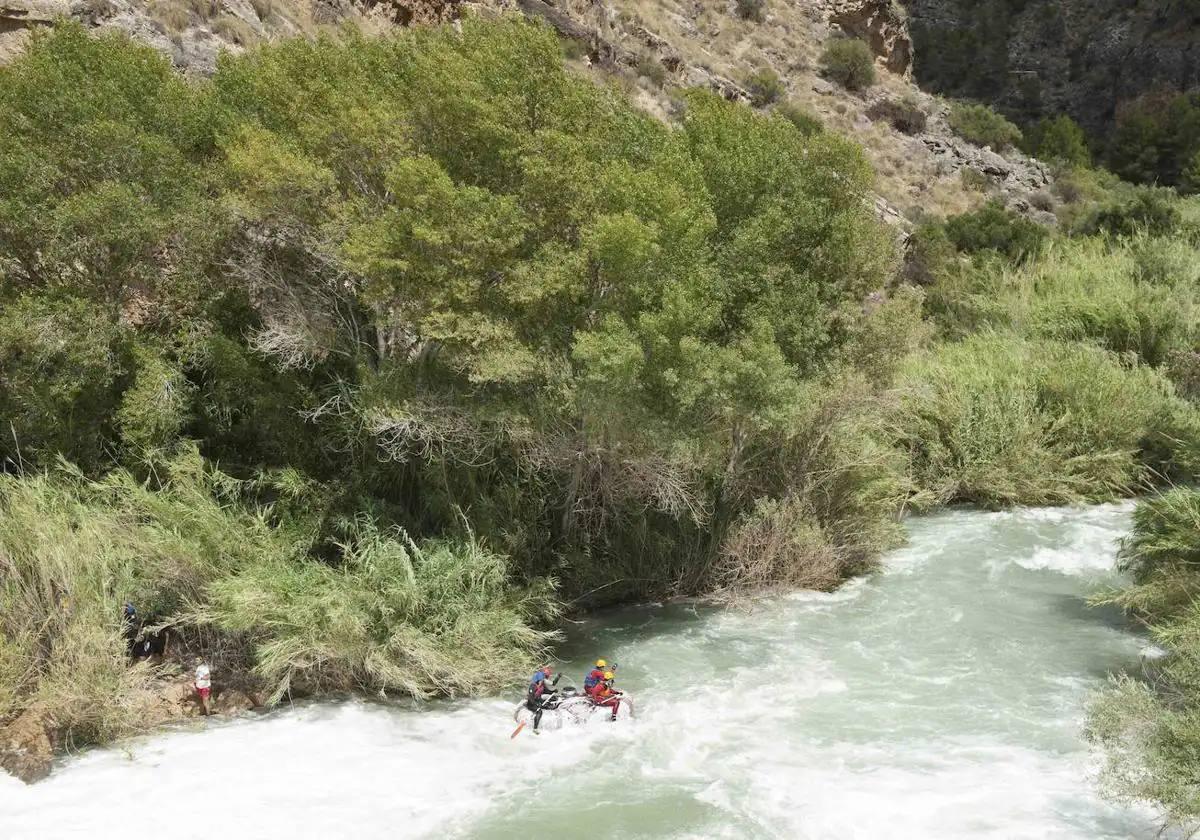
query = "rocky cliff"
xmin=906 ymin=0 xmax=1200 ymax=135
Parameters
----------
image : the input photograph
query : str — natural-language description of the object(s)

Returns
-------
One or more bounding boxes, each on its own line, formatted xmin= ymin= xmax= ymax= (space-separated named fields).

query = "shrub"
xmin=775 ymin=101 xmax=823 ymax=135
xmin=844 ymin=285 xmax=932 ymax=386
xmin=1183 ymin=149 xmax=1200 ymax=195
xmin=151 ymin=0 xmax=191 ymax=31
xmin=184 ymin=0 xmax=217 ymax=19
xmin=1028 ymin=189 xmax=1056 ymax=213
xmin=0 ymin=452 xmax=560 ymax=748
xmin=1020 ymin=235 xmax=1198 ymax=367
xmin=635 ymin=53 xmax=667 ymax=86
xmin=187 ymin=520 xmax=559 ymax=701
xmin=1108 ymin=91 xmax=1200 ymax=189
xmin=819 ymin=38 xmax=876 ymax=91
xmin=1088 ymin=489 xmax=1200 ymax=829
xmin=1072 ymin=185 xmax=1182 ymax=237
xmin=959 ymin=167 xmax=990 ymax=192
xmin=1167 ymin=350 xmax=1200 ymax=402
xmin=211 ymin=14 xmax=256 ymax=46
xmin=893 ymin=335 xmax=1200 ymax=508
xmin=115 ymin=347 xmax=193 ymax=454
xmin=560 ymin=35 xmax=589 ymax=61
xmin=943 ymin=201 xmax=1048 ymax=263
xmin=867 ymin=95 xmax=927 ymax=134
xmin=903 ymin=221 xmax=955 ymax=284
xmin=1023 ymin=114 xmax=1090 ymax=167
xmin=717 ymin=497 xmax=840 ymax=592
xmin=0 ymin=295 xmax=132 ymax=472
xmin=947 ymin=101 xmax=1022 ymax=150
xmin=735 ymin=0 xmax=765 ymax=22
xmin=745 ymin=67 xmax=784 ymax=106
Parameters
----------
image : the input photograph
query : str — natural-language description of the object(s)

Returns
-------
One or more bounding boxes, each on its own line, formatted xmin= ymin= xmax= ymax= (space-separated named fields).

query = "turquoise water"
xmin=0 ymin=503 xmax=1168 ymax=839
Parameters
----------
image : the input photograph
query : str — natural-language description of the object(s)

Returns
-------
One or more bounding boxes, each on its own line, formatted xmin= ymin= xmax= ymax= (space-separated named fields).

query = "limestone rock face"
xmin=822 ymin=0 xmax=913 ymax=77
xmin=0 ymin=0 xmax=67 ymax=62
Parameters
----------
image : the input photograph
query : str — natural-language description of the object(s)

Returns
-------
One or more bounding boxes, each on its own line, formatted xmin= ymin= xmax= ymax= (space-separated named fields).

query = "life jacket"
xmin=582 ymin=668 xmax=604 ymax=692
xmin=527 ymin=669 xmax=550 ymax=702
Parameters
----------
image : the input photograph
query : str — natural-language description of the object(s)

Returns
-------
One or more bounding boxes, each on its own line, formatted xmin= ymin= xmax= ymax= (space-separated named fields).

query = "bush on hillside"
xmin=1108 ymin=91 xmax=1200 ymax=190
xmin=635 ymin=53 xmax=667 ymax=86
xmin=1023 ymin=114 xmax=1090 ymax=167
xmin=774 ymin=101 xmax=823 ymax=135
xmin=845 ymin=285 xmax=932 ymax=386
xmin=1072 ymin=185 xmax=1182 ymax=237
xmin=867 ymin=95 xmax=928 ymax=134
xmin=1167 ymin=350 xmax=1200 ymax=403
xmin=947 ymin=101 xmax=1022 ymax=150
xmin=735 ymin=0 xmax=765 ymax=22
xmin=745 ymin=67 xmax=784 ymax=106
xmin=1021 ymin=234 xmax=1198 ymax=367
xmin=0 ymin=296 xmax=133 ymax=471
xmin=943 ymin=201 xmax=1048 ymax=263
xmin=903 ymin=221 xmax=956 ymax=285
xmin=819 ymin=38 xmax=876 ymax=91
xmin=1183 ymin=150 xmax=1200 ymax=194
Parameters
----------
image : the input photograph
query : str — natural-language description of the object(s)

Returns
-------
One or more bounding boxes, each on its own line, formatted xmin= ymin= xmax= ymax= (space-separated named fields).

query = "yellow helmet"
xmin=595 ymin=659 xmax=607 ymax=668
xmin=603 ymin=671 xmax=614 ymax=680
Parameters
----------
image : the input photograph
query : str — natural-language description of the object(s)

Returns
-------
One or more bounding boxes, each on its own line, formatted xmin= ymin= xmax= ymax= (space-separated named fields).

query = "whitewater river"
xmin=0 ymin=503 xmax=1170 ymax=838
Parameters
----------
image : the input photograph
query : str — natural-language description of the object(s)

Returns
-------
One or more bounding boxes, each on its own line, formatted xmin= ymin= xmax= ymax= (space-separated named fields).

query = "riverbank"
xmin=0 ymin=662 xmax=268 ymax=783
xmin=1 ymin=503 xmax=1164 ymax=839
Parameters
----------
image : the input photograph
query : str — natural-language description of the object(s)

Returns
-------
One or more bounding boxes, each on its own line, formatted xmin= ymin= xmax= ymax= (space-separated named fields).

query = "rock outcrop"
xmin=823 ymin=0 xmax=912 ymax=77
xmin=0 ymin=0 xmax=63 ymax=62
xmin=0 ymin=708 xmax=56 ymax=784
xmin=905 ymin=0 xmax=1200 ymax=134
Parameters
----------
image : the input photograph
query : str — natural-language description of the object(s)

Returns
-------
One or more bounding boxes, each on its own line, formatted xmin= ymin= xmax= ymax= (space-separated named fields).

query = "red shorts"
xmin=197 ymin=687 xmax=211 ymax=699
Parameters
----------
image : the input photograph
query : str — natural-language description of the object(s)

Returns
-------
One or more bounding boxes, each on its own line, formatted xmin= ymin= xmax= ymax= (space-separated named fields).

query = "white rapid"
xmin=0 ymin=503 xmax=1169 ymax=839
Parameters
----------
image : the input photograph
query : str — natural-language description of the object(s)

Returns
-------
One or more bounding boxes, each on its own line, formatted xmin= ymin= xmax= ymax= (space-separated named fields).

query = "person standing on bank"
xmin=195 ymin=660 xmax=212 ymax=716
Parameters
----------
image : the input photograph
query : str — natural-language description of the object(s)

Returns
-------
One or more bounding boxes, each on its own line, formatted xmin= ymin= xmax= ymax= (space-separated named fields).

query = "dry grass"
xmin=601 ymin=0 xmax=986 ymax=218
xmin=212 ymin=14 xmax=258 ymax=46
xmin=249 ymin=0 xmax=273 ymax=22
xmin=715 ymin=497 xmax=843 ymax=593
xmin=151 ymin=0 xmax=192 ymax=32
xmin=185 ymin=0 xmax=218 ymax=21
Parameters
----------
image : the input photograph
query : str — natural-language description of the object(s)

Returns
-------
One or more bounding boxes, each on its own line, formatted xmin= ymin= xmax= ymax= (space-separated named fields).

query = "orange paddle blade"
xmin=510 ymin=721 xmax=527 ymax=739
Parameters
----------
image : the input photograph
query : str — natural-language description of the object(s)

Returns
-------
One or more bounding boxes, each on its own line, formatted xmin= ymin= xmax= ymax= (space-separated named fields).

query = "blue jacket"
xmin=528 ymin=668 xmax=552 ymax=701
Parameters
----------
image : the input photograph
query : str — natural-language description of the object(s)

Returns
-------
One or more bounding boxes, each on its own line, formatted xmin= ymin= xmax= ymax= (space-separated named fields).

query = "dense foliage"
xmin=942 ymin=201 xmax=1048 ymax=264
xmin=1 ymin=19 xmax=1199 ymax=768
xmin=947 ymin=101 xmax=1023 ymax=150
xmin=1089 ymin=488 xmax=1200 ymax=829
xmin=0 ymin=20 xmax=909 ymax=744
xmin=819 ymin=38 xmax=876 ymax=91
xmin=1023 ymin=114 xmax=1091 ymax=167
xmin=1109 ymin=91 xmax=1200 ymax=191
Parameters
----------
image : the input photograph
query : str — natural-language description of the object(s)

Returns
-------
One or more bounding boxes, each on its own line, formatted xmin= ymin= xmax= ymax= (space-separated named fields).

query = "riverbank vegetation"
xmin=1 ymin=18 xmax=1199 ymax=760
xmin=1089 ymin=488 xmax=1200 ymax=830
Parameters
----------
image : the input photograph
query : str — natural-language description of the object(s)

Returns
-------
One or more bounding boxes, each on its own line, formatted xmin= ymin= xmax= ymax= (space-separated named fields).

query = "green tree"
xmin=1024 ymin=114 xmax=1090 ymax=167
xmin=819 ymin=39 xmax=876 ymax=91
xmin=947 ymin=101 xmax=1023 ymax=150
